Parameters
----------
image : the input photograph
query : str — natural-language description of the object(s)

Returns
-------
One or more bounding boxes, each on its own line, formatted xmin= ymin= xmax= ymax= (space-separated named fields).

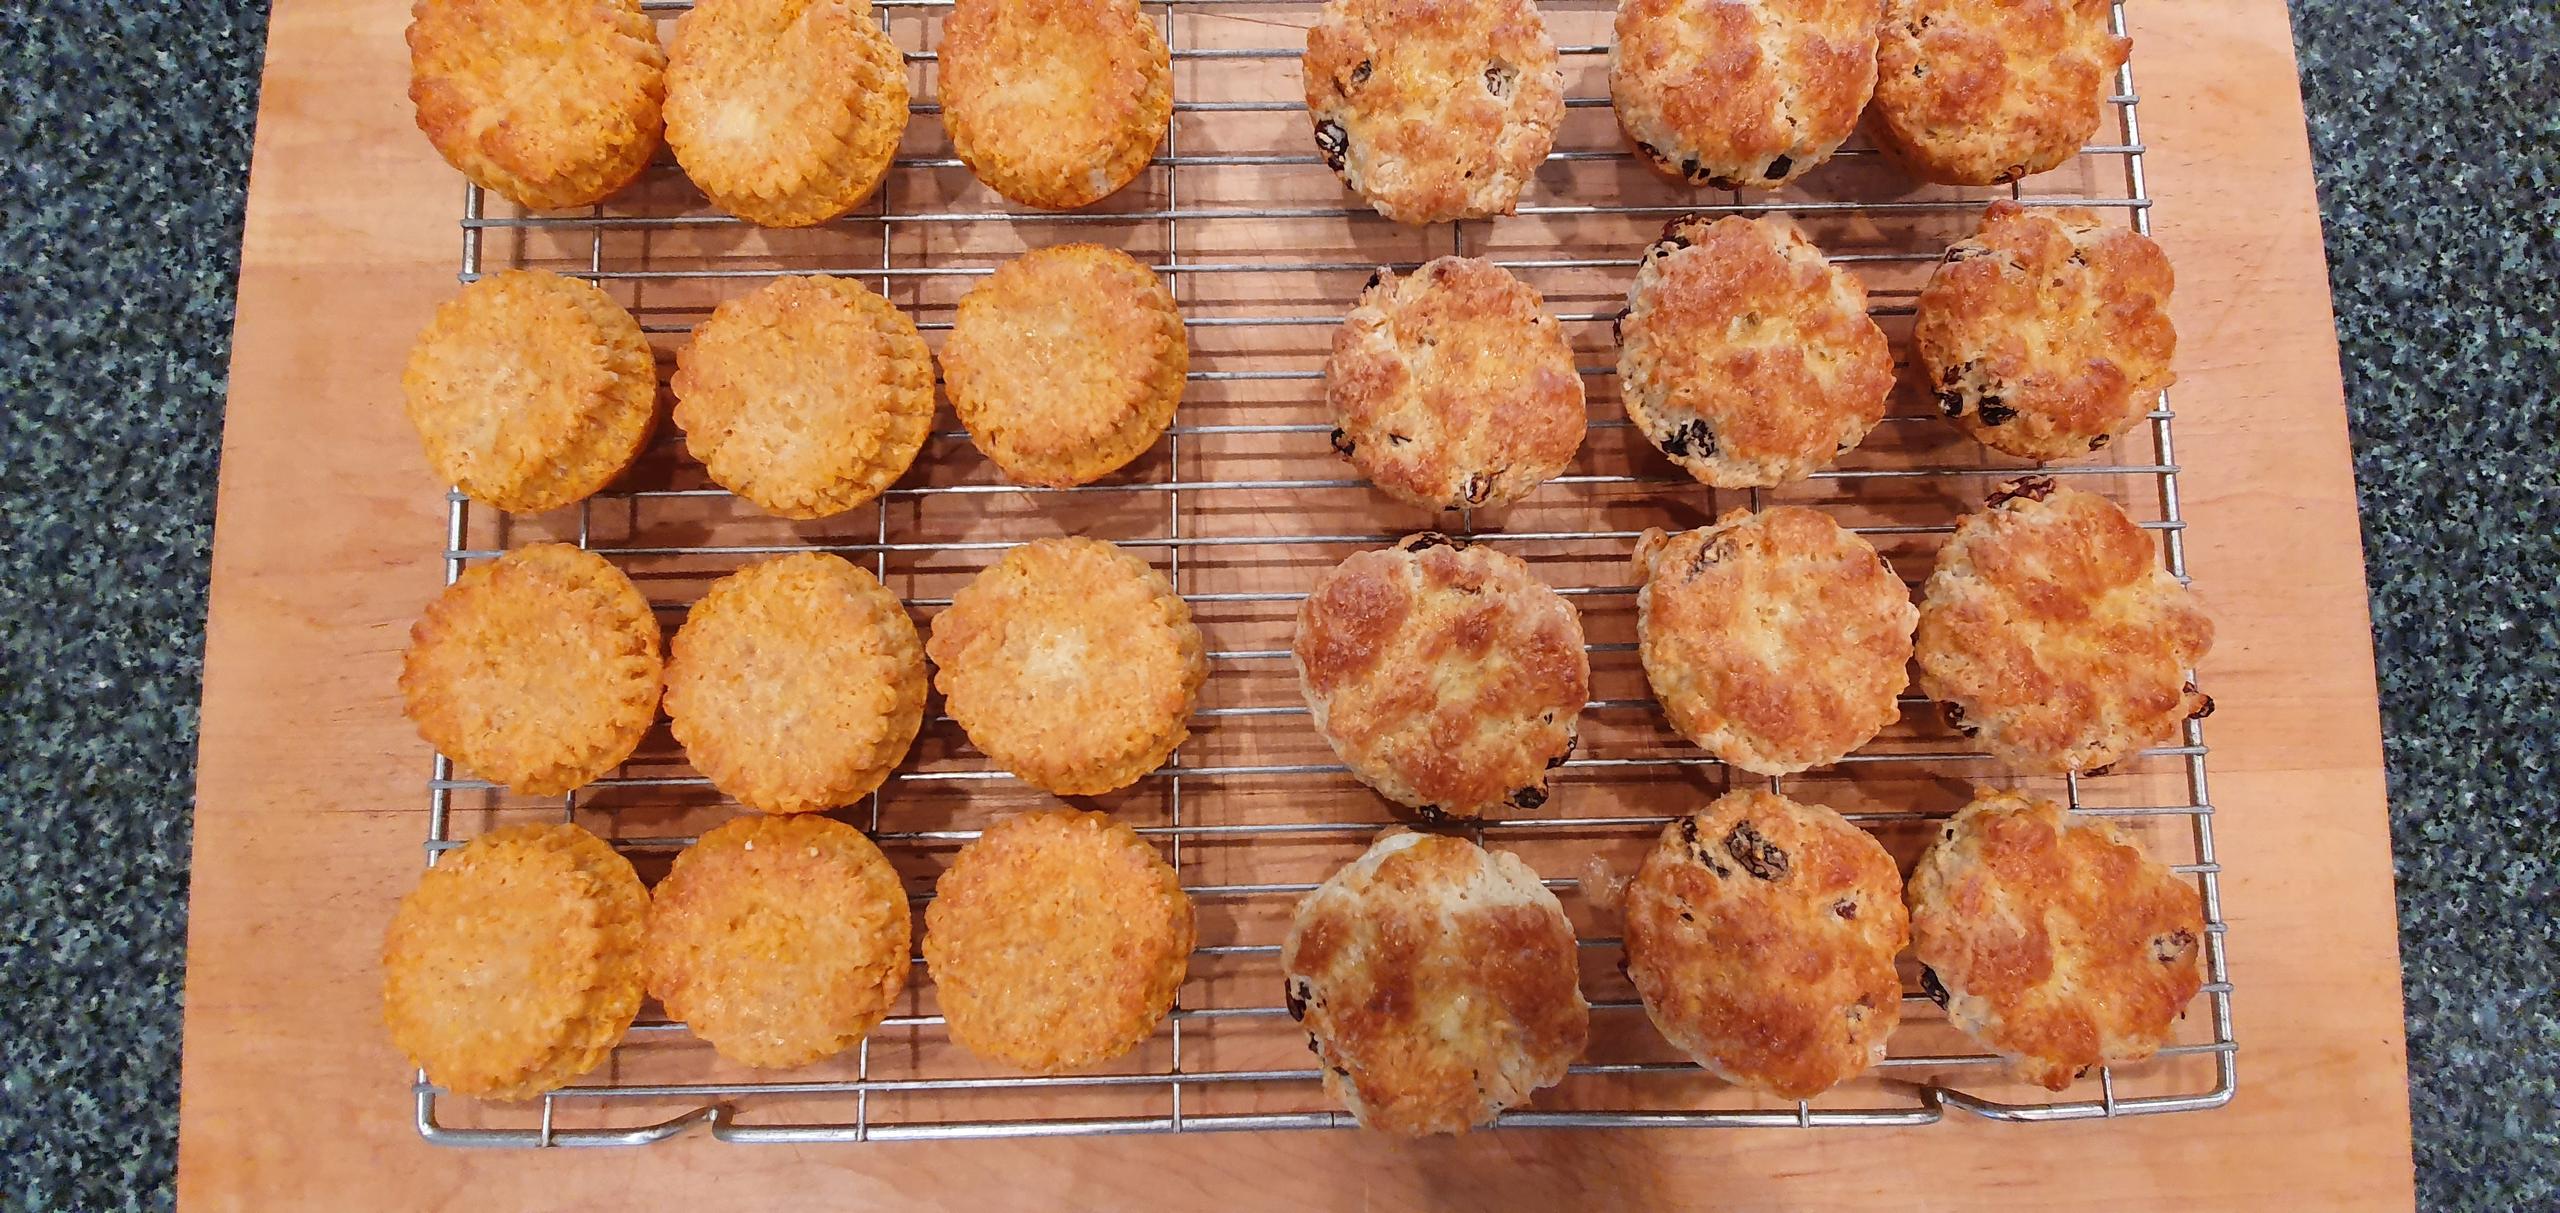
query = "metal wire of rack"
xmin=415 ymin=0 xmax=2235 ymax=1147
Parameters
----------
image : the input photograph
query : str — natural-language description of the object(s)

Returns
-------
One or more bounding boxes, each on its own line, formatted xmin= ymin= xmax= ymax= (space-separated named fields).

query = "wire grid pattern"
xmin=414 ymin=0 xmax=2236 ymax=1147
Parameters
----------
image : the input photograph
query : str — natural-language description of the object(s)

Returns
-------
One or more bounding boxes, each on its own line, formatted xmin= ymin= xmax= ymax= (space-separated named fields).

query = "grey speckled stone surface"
xmin=0 ymin=2 xmax=2552 ymax=1210
xmin=2287 ymin=2 xmax=2560 ymax=1208
xmin=0 ymin=5 xmax=269 ymax=1212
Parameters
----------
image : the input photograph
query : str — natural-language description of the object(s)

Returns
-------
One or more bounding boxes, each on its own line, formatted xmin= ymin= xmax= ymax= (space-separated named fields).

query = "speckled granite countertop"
xmin=0 ymin=2 xmax=2550 ymax=1209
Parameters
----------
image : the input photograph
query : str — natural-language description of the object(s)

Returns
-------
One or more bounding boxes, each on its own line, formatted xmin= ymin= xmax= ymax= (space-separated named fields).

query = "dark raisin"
xmin=1463 ymin=472 xmax=1493 ymax=505
xmin=2153 ymin=929 xmax=2197 ymax=964
xmin=1401 ymin=531 xmax=1458 ymax=553
xmin=1677 ymin=910 xmax=1694 ymax=923
xmin=1350 ymin=59 xmax=1372 ymax=87
xmin=1656 ymin=417 xmax=1715 ymax=459
xmin=1332 ymin=1066 xmax=1351 ymax=1080
xmin=1484 ymin=62 xmax=1517 ymax=98
xmin=1944 ymin=244 xmax=1984 ymax=263
xmin=1398 ymin=802 xmax=1455 ymax=828
xmin=1363 ymin=268 xmax=1385 ymax=291
xmin=2188 ymin=686 xmax=2216 ymax=720
xmin=1834 ymin=899 xmax=1857 ymax=920
xmin=1920 ymin=966 xmax=1951 ymax=1008
xmin=2066 ymin=250 xmax=2088 ymax=267
xmin=1996 ymin=162 xmax=2027 ymax=183
xmin=2084 ymin=762 xmax=2118 ymax=778
xmin=1329 ymin=427 xmax=1356 ymax=457
xmin=1314 ymin=119 xmax=1349 ymax=173
xmin=1634 ymin=141 xmax=1674 ymax=174
xmin=1610 ymin=305 xmax=1631 ymax=345
xmin=1679 ymin=815 xmax=1728 ymax=877
xmin=1985 ymin=475 xmax=2057 ymax=508
xmin=1284 ymin=979 xmax=1309 ymax=1021
xmin=1723 ymin=819 xmax=1790 ymax=881
xmin=1943 ymin=702 xmax=1979 ymax=738
xmin=1307 ymin=1035 xmax=1322 ymax=1055
xmin=1679 ymin=157 xmax=1704 ymax=181
xmin=1388 ymin=432 xmax=1411 ymax=446
xmin=2089 ymin=433 xmax=2112 ymax=451
xmin=1545 ymin=733 xmax=1577 ymax=769
xmin=1935 ymin=389 xmax=1966 ymax=418
xmin=1652 ymin=217 xmax=1696 ymax=250
xmin=1510 ymin=784 xmax=1549 ymax=810
xmin=1764 ymin=154 xmax=1794 ymax=180
xmin=1978 ymin=399 xmax=2018 ymax=427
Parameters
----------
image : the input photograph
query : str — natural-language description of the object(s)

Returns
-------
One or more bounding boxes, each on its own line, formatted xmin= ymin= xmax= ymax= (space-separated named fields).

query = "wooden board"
xmin=175 ymin=0 xmax=2416 ymax=1207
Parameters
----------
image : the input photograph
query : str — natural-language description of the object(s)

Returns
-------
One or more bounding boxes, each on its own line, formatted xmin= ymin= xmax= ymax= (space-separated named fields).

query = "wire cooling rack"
xmin=414 ymin=0 xmax=2235 ymax=1146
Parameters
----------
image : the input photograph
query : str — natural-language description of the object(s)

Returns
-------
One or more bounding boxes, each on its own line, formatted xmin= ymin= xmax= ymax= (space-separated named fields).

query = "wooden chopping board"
xmin=175 ymin=0 xmax=2416 ymax=1207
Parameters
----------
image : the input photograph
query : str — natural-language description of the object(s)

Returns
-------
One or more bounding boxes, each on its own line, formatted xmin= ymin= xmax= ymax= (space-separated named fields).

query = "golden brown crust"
xmin=1634 ymin=508 xmax=1915 ymax=774
xmin=1611 ymin=0 xmax=1880 ymax=189
xmin=1616 ymin=215 xmax=1893 ymax=487
xmin=402 ymin=270 xmax=658 ymax=514
xmin=1916 ymin=478 xmax=2214 ymax=774
xmin=663 ymin=553 xmax=929 ymax=813
xmin=1324 ymin=257 xmax=1586 ymax=512
xmin=400 ymin=544 xmax=663 ymax=796
xmin=664 ymin=0 xmax=909 ymax=227
xmin=925 ymin=538 xmax=1207 ymax=796
xmin=1623 ymin=791 xmax=1906 ymax=1098
xmin=407 ymin=0 xmax=667 ymax=210
xmin=1871 ymin=0 xmax=2129 ymax=186
xmin=1907 ymin=788 xmax=2207 ymax=1089
xmin=1303 ymin=0 xmax=1565 ymax=224
xmin=643 ymin=814 xmax=912 ymax=1068
xmin=671 ymin=276 xmax=935 ymax=518
xmin=940 ymin=244 xmax=1189 ymax=487
xmin=1913 ymin=201 xmax=2178 ymax=461
xmin=1293 ymin=535 xmax=1588 ymax=820
xmin=939 ymin=0 xmax=1171 ymax=209
xmin=922 ymin=809 xmax=1195 ymax=1072
xmin=382 ymin=823 xmax=648 ymax=1100
xmin=1283 ymin=830 xmax=1589 ymax=1135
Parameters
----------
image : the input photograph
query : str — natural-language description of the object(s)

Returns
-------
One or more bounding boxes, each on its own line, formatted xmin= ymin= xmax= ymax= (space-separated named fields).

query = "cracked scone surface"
xmin=1283 ymin=830 xmax=1589 ymax=1135
xmin=1871 ymin=0 xmax=2129 ymax=186
xmin=1624 ymin=790 xmax=1906 ymax=1098
xmin=1914 ymin=200 xmax=2177 ymax=461
xmin=664 ymin=553 xmax=929 ymax=813
xmin=672 ymin=275 xmax=934 ymax=518
xmin=1293 ymin=534 xmax=1588 ymax=822
xmin=1610 ymin=0 xmax=1880 ymax=190
xmin=1616 ymin=215 xmax=1893 ymax=487
xmin=643 ymin=814 xmax=912 ymax=1068
xmin=1915 ymin=478 xmax=2213 ymax=774
xmin=923 ymin=809 xmax=1195 ymax=1072
xmin=1303 ymin=0 xmax=1565 ymax=224
xmin=665 ymin=0 xmax=908 ymax=227
xmin=1908 ymin=788 xmax=2206 ymax=1090
xmin=402 ymin=269 xmax=658 ymax=514
xmin=940 ymin=244 xmax=1189 ymax=487
xmin=939 ymin=0 xmax=1171 ymax=209
xmin=1324 ymin=257 xmax=1585 ymax=512
xmin=926 ymin=538 xmax=1207 ymax=796
xmin=1635 ymin=507 xmax=1916 ymax=775
xmin=407 ymin=0 xmax=667 ymax=209
xmin=400 ymin=543 xmax=663 ymax=796
xmin=382 ymin=823 xmax=648 ymax=1100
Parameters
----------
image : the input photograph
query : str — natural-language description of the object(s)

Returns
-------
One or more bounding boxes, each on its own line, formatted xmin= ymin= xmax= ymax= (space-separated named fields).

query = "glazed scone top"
xmin=407 ymin=0 xmax=668 ymax=209
xmin=1283 ymin=830 xmax=1590 ymax=1135
xmin=1294 ymin=534 xmax=1588 ymax=820
xmin=1303 ymin=0 xmax=1566 ymax=224
xmin=671 ymin=275 xmax=936 ymax=519
xmin=1915 ymin=201 xmax=2178 ymax=461
xmin=1622 ymin=790 xmax=1908 ymax=1098
xmin=940 ymin=244 xmax=1190 ymax=487
xmin=1633 ymin=507 xmax=1916 ymax=775
xmin=1907 ymin=788 xmax=2207 ymax=1090
xmin=1611 ymin=0 xmax=1881 ymax=189
xmin=664 ymin=0 xmax=910 ymax=227
xmin=939 ymin=0 xmax=1173 ymax=209
xmin=1916 ymin=478 xmax=2213 ymax=774
xmin=1616 ymin=215 xmax=1894 ymax=487
xmin=1872 ymin=0 xmax=2130 ymax=185
xmin=1324 ymin=257 xmax=1587 ymax=513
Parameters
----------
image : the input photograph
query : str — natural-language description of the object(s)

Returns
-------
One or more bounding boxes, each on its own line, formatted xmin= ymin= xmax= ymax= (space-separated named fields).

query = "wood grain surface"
xmin=175 ymin=0 xmax=2415 ymax=1208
